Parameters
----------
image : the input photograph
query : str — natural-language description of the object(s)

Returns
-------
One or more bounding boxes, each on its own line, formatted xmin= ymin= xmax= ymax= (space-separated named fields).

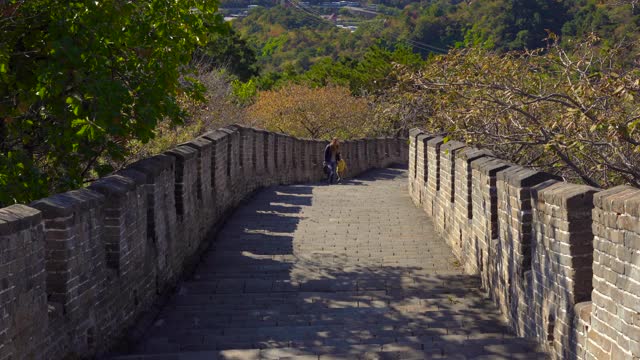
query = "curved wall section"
xmin=0 ymin=125 xmax=408 ymax=359
xmin=408 ymin=128 xmax=640 ymax=360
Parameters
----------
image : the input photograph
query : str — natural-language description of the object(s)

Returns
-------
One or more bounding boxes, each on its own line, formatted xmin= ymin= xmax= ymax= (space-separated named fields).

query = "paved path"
xmin=113 ymin=167 xmax=547 ymax=360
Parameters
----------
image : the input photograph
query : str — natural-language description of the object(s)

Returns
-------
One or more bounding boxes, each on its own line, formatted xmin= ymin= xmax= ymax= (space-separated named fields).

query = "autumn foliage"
xmin=248 ymin=84 xmax=371 ymax=140
xmin=379 ymin=35 xmax=640 ymax=188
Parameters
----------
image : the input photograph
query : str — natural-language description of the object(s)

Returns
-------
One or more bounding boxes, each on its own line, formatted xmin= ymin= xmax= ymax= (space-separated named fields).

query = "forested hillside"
xmin=1 ymin=0 xmax=640 ymax=205
xmin=233 ymin=0 xmax=640 ymax=73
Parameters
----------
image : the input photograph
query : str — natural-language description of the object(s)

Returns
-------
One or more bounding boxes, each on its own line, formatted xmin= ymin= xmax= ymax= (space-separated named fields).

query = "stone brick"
xmin=1 ymin=126 xmax=410 ymax=360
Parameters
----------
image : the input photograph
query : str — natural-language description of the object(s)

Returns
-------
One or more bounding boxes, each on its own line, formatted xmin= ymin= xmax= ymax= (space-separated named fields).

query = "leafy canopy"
xmin=248 ymin=84 xmax=371 ymax=140
xmin=0 ymin=0 xmax=225 ymax=206
xmin=378 ymin=36 xmax=640 ymax=187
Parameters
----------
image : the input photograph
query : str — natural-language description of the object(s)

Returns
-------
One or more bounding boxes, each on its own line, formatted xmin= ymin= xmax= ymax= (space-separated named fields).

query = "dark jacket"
xmin=324 ymin=144 xmax=341 ymax=163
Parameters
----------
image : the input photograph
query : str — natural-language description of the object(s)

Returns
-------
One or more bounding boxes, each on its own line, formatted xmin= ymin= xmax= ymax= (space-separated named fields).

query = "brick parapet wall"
xmin=0 ymin=125 xmax=408 ymax=360
xmin=470 ymin=157 xmax=512 ymax=292
xmin=408 ymin=128 xmax=640 ymax=360
xmin=0 ymin=205 xmax=46 ymax=360
xmin=453 ymin=147 xmax=493 ymax=275
xmin=423 ymin=136 xmax=445 ymax=217
xmin=436 ymin=140 xmax=466 ymax=259
xmin=590 ymin=186 xmax=640 ymax=360
xmin=531 ymin=182 xmax=599 ymax=359
xmin=496 ymin=167 xmax=562 ymax=337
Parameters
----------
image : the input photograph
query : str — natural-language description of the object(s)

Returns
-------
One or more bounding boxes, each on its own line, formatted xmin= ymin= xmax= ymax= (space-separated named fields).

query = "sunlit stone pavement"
xmin=112 ymin=166 xmax=548 ymax=360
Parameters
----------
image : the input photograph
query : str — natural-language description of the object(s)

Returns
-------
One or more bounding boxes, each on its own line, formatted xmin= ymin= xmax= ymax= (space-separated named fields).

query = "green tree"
xmin=195 ymin=28 xmax=260 ymax=82
xmin=302 ymin=44 xmax=423 ymax=95
xmin=0 ymin=0 xmax=225 ymax=206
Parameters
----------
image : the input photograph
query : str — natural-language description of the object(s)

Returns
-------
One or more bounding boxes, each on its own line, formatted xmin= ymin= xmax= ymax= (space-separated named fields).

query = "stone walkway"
xmin=112 ymin=167 xmax=547 ymax=360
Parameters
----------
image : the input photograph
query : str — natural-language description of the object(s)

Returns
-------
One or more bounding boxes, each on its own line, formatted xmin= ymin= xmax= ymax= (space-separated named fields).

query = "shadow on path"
xmin=113 ymin=167 xmax=548 ymax=360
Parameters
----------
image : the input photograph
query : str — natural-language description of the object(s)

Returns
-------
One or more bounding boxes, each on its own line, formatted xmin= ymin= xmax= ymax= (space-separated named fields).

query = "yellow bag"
xmin=337 ymin=159 xmax=347 ymax=176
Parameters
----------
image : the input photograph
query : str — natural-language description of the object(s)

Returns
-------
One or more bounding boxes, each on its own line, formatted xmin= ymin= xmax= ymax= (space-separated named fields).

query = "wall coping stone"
xmin=456 ymin=147 xmax=493 ymax=162
xmin=426 ymin=136 xmax=445 ymax=148
xmin=227 ymin=124 xmax=253 ymax=135
xmin=201 ymin=129 xmax=231 ymax=142
xmin=470 ymin=156 xmax=512 ymax=174
xmin=622 ymin=191 xmax=640 ymax=217
xmin=0 ymin=204 xmax=42 ymax=235
xmin=127 ymin=155 xmax=175 ymax=183
xmin=181 ymin=137 xmax=213 ymax=151
xmin=88 ymin=175 xmax=137 ymax=202
xmin=416 ymin=134 xmax=434 ymax=143
xmin=220 ymin=127 xmax=236 ymax=135
xmin=497 ymin=165 xmax=562 ymax=187
xmin=116 ymin=168 xmax=148 ymax=187
xmin=227 ymin=123 xmax=249 ymax=129
xmin=593 ymin=185 xmax=638 ymax=212
xmin=31 ymin=188 xmax=105 ymax=218
xmin=531 ymin=179 xmax=562 ymax=201
xmin=537 ymin=182 xmax=600 ymax=209
xmin=440 ymin=140 xmax=466 ymax=154
xmin=165 ymin=145 xmax=197 ymax=161
xmin=409 ymin=128 xmax=424 ymax=137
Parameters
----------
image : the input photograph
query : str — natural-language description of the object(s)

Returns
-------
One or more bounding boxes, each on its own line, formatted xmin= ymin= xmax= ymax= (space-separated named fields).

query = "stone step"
xmin=151 ymin=311 xmax=405 ymax=329
xmin=162 ymin=301 xmax=488 ymax=316
xmin=169 ymin=289 xmax=486 ymax=306
xmin=114 ymin=335 xmax=546 ymax=359
xmin=157 ymin=305 xmax=501 ymax=325
xmin=148 ymin=309 xmax=506 ymax=335
xmin=170 ymin=286 xmax=484 ymax=300
xmin=179 ymin=276 xmax=482 ymax=294
xmin=154 ymin=306 xmax=503 ymax=323
xmin=139 ymin=323 xmax=516 ymax=353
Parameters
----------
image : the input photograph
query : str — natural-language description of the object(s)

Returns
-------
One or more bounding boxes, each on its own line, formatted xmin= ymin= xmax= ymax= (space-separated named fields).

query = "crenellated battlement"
xmin=408 ymin=128 xmax=640 ymax=360
xmin=0 ymin=125 xmax=408 ymax=360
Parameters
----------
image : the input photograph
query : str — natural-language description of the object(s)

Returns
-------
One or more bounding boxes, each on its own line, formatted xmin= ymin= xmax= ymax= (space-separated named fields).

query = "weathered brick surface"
xmin=202 ymin=130 xmax=230 ymax=215
xmin=262 ymin=131 xmax=275 ymax=186
xmin=127 ymin=154 xmax=177 ymax=287
xmin=435 ymin=140 xmax=466 ymax=257
xmin=423 ymin=136 xmax=445 ymax=217
xmin=229 ymin=124 xmax=253 ymax=194
xmin=165 ymin=145 xmax=199 ymax=265
xmin=407 ymin=129 xmax=422 ymax=202
xmin=408 ymin=129 xmax=640 ymax=360
xmin=531 ymin=182 xmax=599 ymax=358
xmin=470 ymin=157 xmax=512 ymax=292
xmin=453 ymin=147 xmax=493 ymax=274
xmin=0 ymin=205 xmax=46 ymax=360
xmin=495 ymin=167 xmax=561 ymax=335
xmin=222 ymin=126 xmax=242 ymax=205
xmin=181 ymin=137 xmax=214 ymax=247
xmin=412 ymin=132 xmax=434 ymax=207
xmin=354 ymin=139 xmax=365 ymax=175
xmin=0 ymin=125 xmax=408 ymax=360
xmin=589 ymin=185 xmax=640 ymax=360
xmin=31 ymin=189 xmax=106 ymax=316
xmin=254 ymin=129 xmax=266 ymax=185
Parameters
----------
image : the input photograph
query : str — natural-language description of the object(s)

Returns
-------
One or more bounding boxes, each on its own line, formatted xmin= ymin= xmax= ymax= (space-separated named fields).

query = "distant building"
xmin=318 ymin=1 xmax=360 ymax=8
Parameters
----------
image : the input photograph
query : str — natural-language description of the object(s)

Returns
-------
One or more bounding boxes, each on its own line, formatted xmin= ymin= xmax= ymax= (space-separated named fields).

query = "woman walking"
xmin=324 ymin=138 xmax=341 ymax=184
